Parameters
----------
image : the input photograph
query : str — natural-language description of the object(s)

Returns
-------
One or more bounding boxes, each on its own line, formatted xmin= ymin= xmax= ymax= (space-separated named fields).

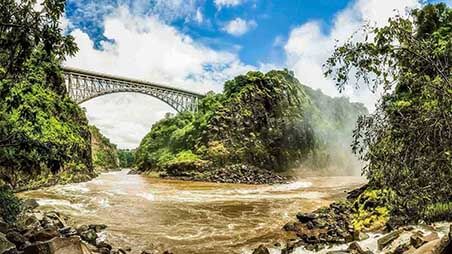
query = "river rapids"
xmin=19 ymin=169 xmax=366 ymax=254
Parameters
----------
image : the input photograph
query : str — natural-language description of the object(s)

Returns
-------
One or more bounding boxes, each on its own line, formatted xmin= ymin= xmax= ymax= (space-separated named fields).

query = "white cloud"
xmin=195 ymin=7 xmax=203 ymax=23
xmin=214 ymin=0 xmax=244 ymax=8
xmin=285 ymin=0 xmax=421 ymax=111
xmin=65 ymin=7 xmax=254 ymax=148
xmin=223 ymin=18 xmax=257 ymax=36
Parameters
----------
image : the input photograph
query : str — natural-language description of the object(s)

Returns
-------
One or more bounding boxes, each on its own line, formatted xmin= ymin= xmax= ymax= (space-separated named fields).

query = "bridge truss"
xmin=63 ymin=67 xmax=204 ymax=112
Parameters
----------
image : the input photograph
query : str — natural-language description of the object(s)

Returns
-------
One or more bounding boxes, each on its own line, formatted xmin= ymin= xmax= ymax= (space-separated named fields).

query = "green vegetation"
xmin=325 ymin=3 xmax=451 ymax=223
xmin=351 ymin=189 xmax=393 ymax=231
xmin=0 ymin=186 xmax=21 ymax=224
xmin=0 ymin=0 xmax=95 ymax=190
xmin=118 ymin=149 xmax=135 ymax=168
xmin=135 ymin=70 xmax=367 ymax=177
xmin=89 ymin=126 xmax=120 ymax=171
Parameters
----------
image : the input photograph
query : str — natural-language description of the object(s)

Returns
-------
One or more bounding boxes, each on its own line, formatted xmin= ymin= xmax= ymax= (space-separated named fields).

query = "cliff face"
xmin=89 ymin=126 xmax=119 ymax=172
xmin=135 ymin=70 xmax=368 ymax=182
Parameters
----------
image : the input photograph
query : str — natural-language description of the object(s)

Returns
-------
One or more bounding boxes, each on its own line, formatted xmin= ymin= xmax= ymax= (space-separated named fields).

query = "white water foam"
xmin=225 ymin=181 xmax=313 ymax=195
xmin=269 ymin=181 xmax=313 ymax=192
xmin=60 ymin=184 xmax=90 ymax=193
xmin=136 ymin=192 xmax=155 ymax=201
xmin=36 ymin=198 xmax=88 ymax=212
xmin=96 ymin=198 xmax=111 ymax=208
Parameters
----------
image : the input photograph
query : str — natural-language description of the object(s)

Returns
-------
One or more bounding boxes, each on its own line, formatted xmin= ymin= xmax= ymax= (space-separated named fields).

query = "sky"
xmin=61 ymin=0 xmax=449 ymax=149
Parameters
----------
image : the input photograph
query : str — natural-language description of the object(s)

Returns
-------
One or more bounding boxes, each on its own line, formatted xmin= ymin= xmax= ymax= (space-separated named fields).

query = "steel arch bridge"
xmin=62 ymin=67 xmax=204 ymax=112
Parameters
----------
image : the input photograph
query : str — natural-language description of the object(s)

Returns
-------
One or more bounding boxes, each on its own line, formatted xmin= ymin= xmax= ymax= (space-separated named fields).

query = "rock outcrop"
xmin=0 ymin=199 xmax=168 ymax=254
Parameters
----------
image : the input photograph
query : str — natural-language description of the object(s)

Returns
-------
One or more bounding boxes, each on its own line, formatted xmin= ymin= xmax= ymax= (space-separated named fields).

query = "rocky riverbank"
xmin=130 ymin=164 xmax=290 ymax=185
xmin=250 ymin=186 xmax=452 ymax=254
xmin=0 ymin=199 xmax=170 ymax=254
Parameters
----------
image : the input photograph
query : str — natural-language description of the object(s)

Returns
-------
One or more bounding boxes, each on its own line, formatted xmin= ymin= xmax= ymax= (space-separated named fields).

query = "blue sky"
xmin=62 ymin=0 xmax=449 ymax=148
xmin=64 ymin=0 xmax=359 ymax=66
xmin=64 ymin=0 xmax=448 ymax=72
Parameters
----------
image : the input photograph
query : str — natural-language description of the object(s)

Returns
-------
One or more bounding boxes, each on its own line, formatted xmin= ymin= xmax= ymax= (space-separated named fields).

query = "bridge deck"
xmin=62 ymin=66 xmax=205 ymax=98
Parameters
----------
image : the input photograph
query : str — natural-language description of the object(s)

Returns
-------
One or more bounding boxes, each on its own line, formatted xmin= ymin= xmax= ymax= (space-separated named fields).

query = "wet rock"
xmin=347 ymin=242 xmax=368 ymax=254
xmin=306 ymin=221 xmax=314 ymax=230
xmin=0 ymin=233 xmax=15 ymax=253
xmin=423 ymin=232 xmax=439 ymax=242
xmin=410 ymin=231 xmax=439 ymax=249
xmin=111 ymin=249 xmax=127 ymax=254
xmin=23 ymin=200 xmax=40 ymax=211
xmin=252 ymin=245 xmax=270 ymax=254
xmin=78 ymin=229 xmax=97 ymax=245
xmin=98 ymin=247 xmax=110 ymax=254
xmin=43 ymin=212 xmax=65 ymax=229
xmin=29 ymin=225 xmax=60 ymax=242
xmin=76 ymin=225 xmax=89 ymax=234
xmin=6 ymin=230 xmax=27 ymax=248
xmin=410 ymin=239 xmax=441 ymax=254
xmin=347 ymin=185 xmax=368 ymax=201
xmin=410 ymin=232 xmax=424 ymax=248
xmin=0 ymin=222 xmax=9 ymax=235
xmin=88 ymin=224 xmax=107 ymax=233
xmin=393 ymin=243 xmax=410 ymax=254
xmin=190 ymin=164 xmax=288 ymax=185
xmin=23 ymin=215 xmax=41 ymax=229
xmin=377 ymin=230 xmax=401 ymax=250
xmin=438 ymin=225 xmax=452 ymax=254
xmin=58 ymin=227 xmax=78 ymax=237
xmin=95 ymin=241 xmax=112 ymax=250
xmin=283 ymin=239 xmax=303 ymax=253
xmin=296 ymin=213 xmax=318 ymax=223
xmin=283 ymin=222 xmax=296 ymax=232
xmin=23 ymin=236 xmax=85 ymax=254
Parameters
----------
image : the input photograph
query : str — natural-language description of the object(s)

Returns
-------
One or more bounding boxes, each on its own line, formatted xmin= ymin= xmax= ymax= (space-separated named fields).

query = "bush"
xmin=0 ymin=186 xmax=22 ymax=224
xmin=352 ymin=189 xmax=393 ymax=231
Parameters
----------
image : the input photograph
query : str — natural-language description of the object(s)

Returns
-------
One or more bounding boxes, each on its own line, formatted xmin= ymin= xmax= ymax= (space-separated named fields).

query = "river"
xmin=19 ymin=169 xmax=366 ymax=254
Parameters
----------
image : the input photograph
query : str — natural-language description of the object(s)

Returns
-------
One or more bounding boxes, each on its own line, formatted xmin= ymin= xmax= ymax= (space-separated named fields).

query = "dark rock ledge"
xmin=0 ymin=199 xmax=171 ymax=254
xmin=250 ymin=187 xmax=452 ymax=254
xmin=130 ymin=164 xmax=290 ymax=185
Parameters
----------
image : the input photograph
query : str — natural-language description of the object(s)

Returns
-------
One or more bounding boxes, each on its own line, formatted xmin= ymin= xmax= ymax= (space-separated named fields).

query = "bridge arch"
xmin=63 ymin=67 xmax=204 ymax=113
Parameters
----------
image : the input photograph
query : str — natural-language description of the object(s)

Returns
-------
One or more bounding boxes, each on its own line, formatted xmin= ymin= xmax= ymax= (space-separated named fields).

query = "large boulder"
xmin=78 ymin=229 xmax=97 ymax=245
xmin=29 ymin=225 xmax=60 ymax=242
xmin=23 ymin=200 xmax=40 ymax=211
xmin=252 ymin=245 xmax=270 ymax=254
xmin=296 ymin=213 xmax=318 ymax=223
xmin=42 ymin=212 xmax=65 ymax=229
xmin=377 ymin=230 xmax=401 ymax=250
xmin=23 ymin=236 xmax=86 ymax=254
xmin=0 ymin=219 xmax=8 ymax=234
xmin=5 ymin=230 xmax=27 ymax=248
xmin=0 ymin=233 xmax=15 ymax=253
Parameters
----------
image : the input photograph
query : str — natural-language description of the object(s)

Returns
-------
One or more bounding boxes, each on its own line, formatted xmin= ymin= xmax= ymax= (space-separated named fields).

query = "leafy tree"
xmin=0 ymin=0 xmax=77 ymax=90
xmin=89 ymin=125 xmax=119 ymax=171
xmin=118 ymin=149 xmax=135 ymax=168
xmin=135 ymin=69 xmax=366 ymax=175
xmin=324 ymin=3 xmax=451 ymax=221
xmin=0 ymin=0 xmax=92 ymax=188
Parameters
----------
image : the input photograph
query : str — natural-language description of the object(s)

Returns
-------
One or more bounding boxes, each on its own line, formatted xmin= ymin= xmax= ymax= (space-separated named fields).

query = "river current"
xmin=19 ymin=169 xmax=366 ymax=254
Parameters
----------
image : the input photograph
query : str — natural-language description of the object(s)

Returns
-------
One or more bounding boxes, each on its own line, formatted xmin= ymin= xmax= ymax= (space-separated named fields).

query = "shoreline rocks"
xmin=0 ymin=199 xmax=170 ymax=254
xmin=263 ymin=184 xmax=452 ymax=254
xmin=131 ymin=164 xmax=290 ymax=185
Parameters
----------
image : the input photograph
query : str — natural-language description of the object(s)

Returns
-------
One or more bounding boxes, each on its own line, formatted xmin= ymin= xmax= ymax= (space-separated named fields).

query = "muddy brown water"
xmin=19 ymin=169 xmax=366 ymax=254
